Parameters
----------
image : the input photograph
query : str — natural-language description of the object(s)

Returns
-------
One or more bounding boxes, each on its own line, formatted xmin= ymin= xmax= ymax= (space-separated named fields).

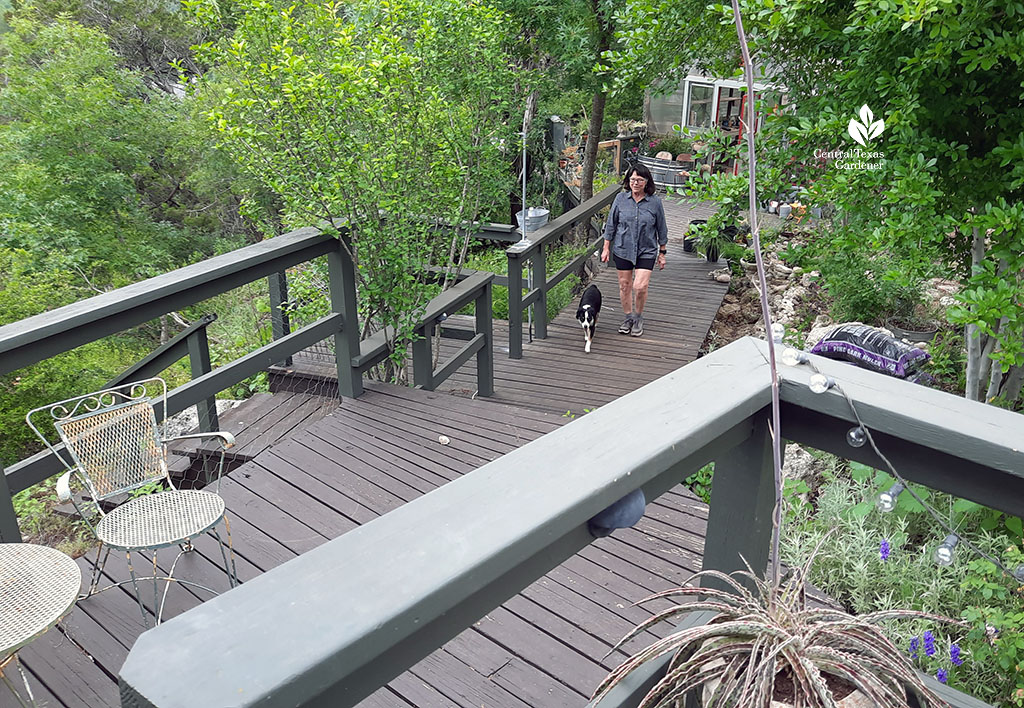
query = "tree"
xmin=0 ymin=10 xmax=237 ymax=284
xmin=709 ymin=0 xmax=1024 ymax=405
xmin=188 ymin=0 xmax=521 ymax=380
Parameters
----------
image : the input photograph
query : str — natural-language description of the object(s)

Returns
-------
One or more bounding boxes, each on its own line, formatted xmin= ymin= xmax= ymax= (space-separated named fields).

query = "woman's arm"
xmin=601 ymin=197 xmax=619 ymax=262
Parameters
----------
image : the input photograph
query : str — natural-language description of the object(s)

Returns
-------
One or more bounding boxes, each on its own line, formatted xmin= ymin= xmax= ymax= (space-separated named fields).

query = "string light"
xmin=770 ymin=322 xmax=785 ymax=343
xmin=876 ymin=482 xmax=905 ymax=513
xmin=781 ymin=347 xmax=809 ymax=367
xmin=846 ymin=426 xmax=867 ymax=448
xmin=778 ymin=331 xmax=1023 ymax=584
xmin=809 ymin=373 xmax=834 ymax=394
xmin=933 ymin=534 xmax=960 ymax=567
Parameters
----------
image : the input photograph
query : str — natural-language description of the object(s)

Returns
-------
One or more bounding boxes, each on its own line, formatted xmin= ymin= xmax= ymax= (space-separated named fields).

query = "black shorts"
xmin=613 ymin=254 xmax=655 ymax=271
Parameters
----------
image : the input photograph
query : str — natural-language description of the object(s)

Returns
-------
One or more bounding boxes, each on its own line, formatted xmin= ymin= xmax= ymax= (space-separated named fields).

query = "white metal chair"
xmin=26 ymin=378 xmax=238 ymax=626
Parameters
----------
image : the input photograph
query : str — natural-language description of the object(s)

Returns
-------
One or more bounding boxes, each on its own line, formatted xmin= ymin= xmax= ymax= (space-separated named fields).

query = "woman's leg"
xmin=616 ymin=268 xmax=634 ymax=315
xmin=633 ymin=269 xmax=652 ymax=315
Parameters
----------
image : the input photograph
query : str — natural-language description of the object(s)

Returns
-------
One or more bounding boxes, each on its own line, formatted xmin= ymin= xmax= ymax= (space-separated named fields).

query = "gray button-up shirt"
xmin=602 ymin=191 xmax=668 ymax=263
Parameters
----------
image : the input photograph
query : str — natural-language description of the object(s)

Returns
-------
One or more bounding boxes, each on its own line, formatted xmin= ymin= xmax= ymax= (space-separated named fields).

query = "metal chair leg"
xmin=83 ymin=544 xmax=110 ymax=599
xmin=125 ymin=551 xmax=149 ymax=627
xmin=151 ymin=551 xmax=161 ymax=625
xmin=0 ymin=654 xmax=35 ymax=708
xmin=212 ymin=515 xmax=238 ymax=588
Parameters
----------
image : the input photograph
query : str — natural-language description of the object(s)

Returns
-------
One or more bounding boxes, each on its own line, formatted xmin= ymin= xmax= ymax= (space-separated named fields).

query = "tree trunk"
xmin=578 ymin=0 xmax=614 ymax=208
xmin=985 ymin=316 xmax=1010 ymax=401
xmin=964 ymin=227 xmax=986 ymax=401
xmin=1002 ymin=364 xmax=1024 ymax=404
xmin=579 ymin=90 xmax=608 ymax=204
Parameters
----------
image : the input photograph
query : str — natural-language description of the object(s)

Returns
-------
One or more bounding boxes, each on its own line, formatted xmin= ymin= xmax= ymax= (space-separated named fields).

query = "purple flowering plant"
xmin=906 ymin=629 xmax=966 ymax=692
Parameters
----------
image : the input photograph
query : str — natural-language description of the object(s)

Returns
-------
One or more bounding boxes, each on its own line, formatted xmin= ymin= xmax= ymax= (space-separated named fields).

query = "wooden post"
xmin=531 ymin=245 xmax=547 ymax=340
xmin=0 ymin=465 xmax=21 ymax=543
xmin=476 ymin=281 xmax=494 ymax=397
xmin=506 ymin=251 xmax=524 ymax=359
xmin=411 ymin=324 xmax=433 ymax=391
xmin=328 ymin=232 xmax=363 ymax=398
xmin=701 ymin=412 xmax=777 ymax=593
xmin=187 ymin=327 xmax=219 ymax=432
xmin=267 ymin=271 xmax=293 ymax=367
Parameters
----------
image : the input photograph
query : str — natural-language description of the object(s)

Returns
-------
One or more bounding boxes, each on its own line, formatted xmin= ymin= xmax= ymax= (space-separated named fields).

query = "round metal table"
xmin=1 ymin=543 xmax=81 ymax=706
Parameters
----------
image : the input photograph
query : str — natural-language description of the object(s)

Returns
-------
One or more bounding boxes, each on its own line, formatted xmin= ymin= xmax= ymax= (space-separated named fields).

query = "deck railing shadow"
xmin=118 ymin=337 xmax=1021 ymax=708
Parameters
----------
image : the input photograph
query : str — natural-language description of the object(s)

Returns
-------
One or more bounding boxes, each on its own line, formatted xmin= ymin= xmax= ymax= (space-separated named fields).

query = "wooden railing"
xmin=0 ymin=227 xmax=494 ymax=542
xmin=505 ymin=183 xmax=619 ymax=358
xmin=118 ymin=337 xmax=1022 ymax=708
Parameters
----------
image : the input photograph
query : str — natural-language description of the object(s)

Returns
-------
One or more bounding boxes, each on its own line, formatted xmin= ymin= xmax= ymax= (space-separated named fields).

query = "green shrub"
xmin=819 ymin=251 xmax=923 ymax=324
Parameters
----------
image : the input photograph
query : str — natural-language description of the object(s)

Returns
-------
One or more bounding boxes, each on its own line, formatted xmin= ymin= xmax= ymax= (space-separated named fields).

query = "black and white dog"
xmin=575 ymin=284 xmax=602 ymax=353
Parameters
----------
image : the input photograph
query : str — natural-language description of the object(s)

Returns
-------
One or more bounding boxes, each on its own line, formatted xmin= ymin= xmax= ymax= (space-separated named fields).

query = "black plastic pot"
xmin=705 ymin=244 xmax=720 ymax=263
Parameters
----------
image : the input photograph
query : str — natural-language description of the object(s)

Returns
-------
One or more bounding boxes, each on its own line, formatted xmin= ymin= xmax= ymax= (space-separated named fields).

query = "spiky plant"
xmin=592 ymin=554 xmax=961 ymax=708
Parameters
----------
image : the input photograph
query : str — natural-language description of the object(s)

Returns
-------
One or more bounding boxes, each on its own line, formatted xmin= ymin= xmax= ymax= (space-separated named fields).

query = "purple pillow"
xmin=810 ymin=324 xmax=930 ymax=378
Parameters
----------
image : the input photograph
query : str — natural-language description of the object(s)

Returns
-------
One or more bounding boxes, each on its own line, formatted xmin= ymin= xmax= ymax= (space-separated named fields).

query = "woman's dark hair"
xmin=622 ymin=163 xmax=656 ymax=196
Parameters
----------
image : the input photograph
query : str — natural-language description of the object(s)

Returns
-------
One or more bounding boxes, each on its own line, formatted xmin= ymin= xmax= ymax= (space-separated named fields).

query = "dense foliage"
xmin=186 ymin=0 xmax=522 ymax=380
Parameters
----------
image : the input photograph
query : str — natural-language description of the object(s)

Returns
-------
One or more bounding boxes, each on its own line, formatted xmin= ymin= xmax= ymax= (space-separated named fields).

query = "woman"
xmin=600 ymin=163 xmax=668 ymax=337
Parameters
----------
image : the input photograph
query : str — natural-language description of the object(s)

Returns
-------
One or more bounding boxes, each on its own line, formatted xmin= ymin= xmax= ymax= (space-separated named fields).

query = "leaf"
xmin=952 ymin=498 xmax=983 ymax=517
xmin=1006 ymin=516 xmax=1024 ymax=538
xmin=849 ymin=461 xmax=874 ymax=482
xmin=844 ymin=501 xmax=874 ymax=519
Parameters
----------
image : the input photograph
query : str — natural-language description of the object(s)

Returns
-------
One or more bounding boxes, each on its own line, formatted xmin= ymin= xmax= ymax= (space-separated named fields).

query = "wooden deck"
xmin=3 ymin=382 xmax=711 ymax=708
xmin=2 ymin=198 xmax=733 ymax=708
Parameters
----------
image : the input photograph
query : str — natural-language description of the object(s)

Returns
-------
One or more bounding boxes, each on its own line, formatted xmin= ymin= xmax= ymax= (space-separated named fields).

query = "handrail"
xmin=505 ymin=184 xmax=619 ymax=358
xmin=1 ymin=225 xmax=498 ymax=542
xmin=118 ymin=337 xmax=1023 ymax=708
xmin=0 ymin=227 xmax=335 ymax=376
xmin=351 ymin=270 xmax=494 ymax=397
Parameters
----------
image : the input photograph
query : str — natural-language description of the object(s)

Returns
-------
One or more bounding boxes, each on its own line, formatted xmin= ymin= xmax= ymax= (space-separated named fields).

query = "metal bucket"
xmin=516 ymin=207 xmax=550 ymax=233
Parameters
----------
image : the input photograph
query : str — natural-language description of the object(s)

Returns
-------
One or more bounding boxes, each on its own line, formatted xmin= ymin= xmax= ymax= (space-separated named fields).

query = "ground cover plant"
xmin=781 ymin=458 xmax=1024 ymax=705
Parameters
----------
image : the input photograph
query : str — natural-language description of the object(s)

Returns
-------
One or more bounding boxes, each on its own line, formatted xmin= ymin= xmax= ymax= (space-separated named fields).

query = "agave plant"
xmin=592 ymin=553 xmax=961 ymax=708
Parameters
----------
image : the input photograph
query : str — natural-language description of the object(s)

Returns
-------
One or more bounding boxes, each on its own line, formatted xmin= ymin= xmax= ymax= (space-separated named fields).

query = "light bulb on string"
xmin=809 ymin=373 xmax=834 ymax=394
xmin=1014 ymin=565 xmax=1024 ymax=583
xmin=846 ymin=426 xmax=867 ymax=448
xmin=770 ymin=322 xmax=785 ymax=343
xmin=876 ymin=482 xmax=904 ymax=513
xmin=933 ymin=534 xmax=959 ymax=567
xmin=781 ymin=347 xmax=809 ymax=367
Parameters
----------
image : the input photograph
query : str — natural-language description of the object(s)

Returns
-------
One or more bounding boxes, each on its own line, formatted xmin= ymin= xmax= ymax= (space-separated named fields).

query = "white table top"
xmin=0 ymin=543 xmax=81 ymax=658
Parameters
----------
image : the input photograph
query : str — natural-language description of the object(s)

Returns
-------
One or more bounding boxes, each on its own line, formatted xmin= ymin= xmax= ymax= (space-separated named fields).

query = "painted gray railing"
xmin=506 ymin=183 xmax=619 ymax=358
xmin=119 ymin=337 xmax=1022 ymax=708
xmin=0 ymin=228 xmax=494 ymax=542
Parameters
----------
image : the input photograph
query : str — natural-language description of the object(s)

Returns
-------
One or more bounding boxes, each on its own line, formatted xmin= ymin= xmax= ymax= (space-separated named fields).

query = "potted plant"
xmin=591 ymin=552 xmax=957 ymax=708
xmin=880 ymin=279 xmax=939 ymax=342
xmin=697 ymin=226 xmax=727 ymax=263
xmin=684 ymin=220 xmax=706 ymax=253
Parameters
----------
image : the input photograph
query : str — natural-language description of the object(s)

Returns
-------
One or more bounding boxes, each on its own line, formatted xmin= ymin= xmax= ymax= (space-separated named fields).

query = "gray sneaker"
xmin=630 ymin=314 xmax=644 ymax=337
xmin=618 ymin=314 xmax=634 ymax=334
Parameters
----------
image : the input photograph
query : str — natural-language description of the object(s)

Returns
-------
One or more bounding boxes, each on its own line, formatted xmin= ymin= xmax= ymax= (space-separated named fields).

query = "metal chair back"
xmin=27 ymin=378 xmax=169 ymax=502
